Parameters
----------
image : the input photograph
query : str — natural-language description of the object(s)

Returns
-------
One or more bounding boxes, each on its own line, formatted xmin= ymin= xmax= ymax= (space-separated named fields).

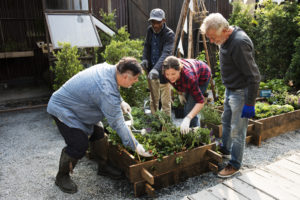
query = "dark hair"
xmin=162 ymin=56 xmax=181 ymax=73
xmin=116 ymin=57 xmax=142 ymax=76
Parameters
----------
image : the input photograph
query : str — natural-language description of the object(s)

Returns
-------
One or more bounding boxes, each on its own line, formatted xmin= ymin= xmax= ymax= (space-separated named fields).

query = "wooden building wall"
xmin=0 ymin=0 xmax=232 ymax=84
xmin=0 ymin=0 xmax=48 ymax=84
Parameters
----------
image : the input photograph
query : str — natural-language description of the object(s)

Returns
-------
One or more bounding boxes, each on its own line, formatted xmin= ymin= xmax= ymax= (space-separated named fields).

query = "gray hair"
xmin=200 ymin=13 xmax=229 ymax=35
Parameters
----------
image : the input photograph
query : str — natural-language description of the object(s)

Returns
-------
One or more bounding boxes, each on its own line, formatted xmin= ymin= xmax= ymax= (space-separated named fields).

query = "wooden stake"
xmin=188 ymin=9 xmax=193 ymax=58
xmin=172 ymin=0 xmax=191 ymax=55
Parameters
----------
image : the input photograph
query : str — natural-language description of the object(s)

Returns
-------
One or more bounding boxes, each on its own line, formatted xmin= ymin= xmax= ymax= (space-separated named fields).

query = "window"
xmin=45 ymin=14 xmax=101 ymax=49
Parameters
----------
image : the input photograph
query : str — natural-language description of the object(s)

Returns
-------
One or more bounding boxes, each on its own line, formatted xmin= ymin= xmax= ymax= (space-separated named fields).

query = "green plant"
xmin=172 ymin=88 xmax=184 ymax=108
xmin=286 ymin=37 xmax=300 ymax=89
xmin=94 ymin=9 xmax=117 ymax=63
xmin=50 ymin=42 xmax=84 ymax=90
xmin=102 ymin=27 xmax=144 ymax=64
xmin=102 ymin=26 xmax=146 ymax=107
xmin=106 ymin=108 xmax=213 ymax=162
xmin=259 ymin=79 xmax=290 ymax=105
xmin=255 ymin=102 xmax=294 ymax=119
xmin=229 ymin=1 xmax=300 ymax=81
xmin=200 ymin=106 xmax=222 ymax=125
xmin=229 ymin=2 xmax=257 ymax=40
xmin=254 ymin=0 xmax=299 ymax=79
xmin=285 ymin=94 xmax=300 ymax=109
xmin=120 ymin=73 xmax=148 ymax=107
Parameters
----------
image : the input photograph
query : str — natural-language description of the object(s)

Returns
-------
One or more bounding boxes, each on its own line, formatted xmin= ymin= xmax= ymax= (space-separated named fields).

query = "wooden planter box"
xmin=107 ymin=142 xmax=222 ymax=197
xmin=251 ymin=109 xmax=300 ymax=146
xmin=201 ymin=121 xmax=260 ymax=145
xmin=201 ymin=108 xmax=261 ymax=145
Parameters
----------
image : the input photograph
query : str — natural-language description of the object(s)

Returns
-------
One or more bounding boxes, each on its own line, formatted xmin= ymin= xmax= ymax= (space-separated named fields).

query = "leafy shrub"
xmin=102 ymin=27 xmax=143 ymax=64
xmin=286 ymin=37 xmax=300 ymax=89
xmin=120 ymin=73 xmax=148 ymax=107
xmin=102 ymin=26 xmax=146 ymax=107
xmin=94 ymin=9 xmax=117 ymax=63
xmin=254 ymin=0 xmax=299 ymax=79
xmin=50 ymin=42 xmax=84 ymax=90
xmin=229 ymin=2 xmax=257 ymax=40
xmin=229 ymin=1 xmax=300 ymax=82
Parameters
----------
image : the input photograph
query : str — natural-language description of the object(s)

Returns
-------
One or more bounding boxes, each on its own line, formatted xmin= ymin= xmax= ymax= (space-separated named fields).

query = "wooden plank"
xmin=203 ymin=122 xmax=256 ymax=141
xmin=238 ymin=171 xmax=300 ymax=200
xmin=286 ymin=154 xmax=300 ymax=165
xmin=141 ymin=168 xmax=154 ymax=185
xmin=206 ymin=183 xmax=248 ymax=200
xmin=208 ymin=162 xmax=218 ymax=173
xmin=128 ymin=143 xmax=215 ymax=183
xmin=262 ymin=165 xmax=300 ymax=184
xmin=133 ymin=160 xmax=210 ymax=196
xmin=134 ymin=180 xmax=145 ymax=197
xmin=188 ymin=190 xmax=220 ymax=200
xmin=172 ymin=0 xmax=190 ymax=55
xmin=223 ymin=178 xmax=275 ymax=200
xmin=245 ymin=135 xmax=252 ymax=144
xmin=107 ymin=143 xmax=137 ymax=177
xmin=206 ymin=149 xmax=222 ymax=163
xmin=0 ymin=51 xmax=34 ymax=59
xmin=254 ymin=169 xmax=300 ymax=198
xmin=272 ymin=159 xmax=300 ymax=175
xmin=249 ymin=120 xmax=263 ymax=146
xmin=255 ymin=110 xmax=300 ymax=141
xmin=145 ymin=183 xmax=155 ymax=197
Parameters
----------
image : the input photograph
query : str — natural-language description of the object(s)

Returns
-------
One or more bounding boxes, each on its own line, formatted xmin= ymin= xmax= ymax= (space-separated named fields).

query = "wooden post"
xmin=172 ymin=0 xmax=190 ymax=55
xmin=141 ymin=168 xmax=154 ymax=185
xmin=187 ymin=9 xmax=193 ymax=58
xmin=201 ymin=33 xmax=217 ymax=101
xmin=194 ymin=0 xmax=218 ymax=102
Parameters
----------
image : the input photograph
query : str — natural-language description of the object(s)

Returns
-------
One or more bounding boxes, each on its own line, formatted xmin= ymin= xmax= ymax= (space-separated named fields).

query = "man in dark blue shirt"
xmin=141 ymin=8 xmax=175 ymax=117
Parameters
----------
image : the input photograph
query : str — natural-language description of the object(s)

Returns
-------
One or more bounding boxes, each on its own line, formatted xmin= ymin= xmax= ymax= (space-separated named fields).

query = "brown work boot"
xmin=217 ymin=164 xmax=239 ymax=178
xmin=90 ymin=136 xmax=123 ymax=179
xmin=55 ymin=148 xmax=78 ymax=194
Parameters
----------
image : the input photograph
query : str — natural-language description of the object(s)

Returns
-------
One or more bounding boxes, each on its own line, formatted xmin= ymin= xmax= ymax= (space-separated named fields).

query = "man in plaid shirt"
xmin=162 ymin=56 xmax=211 ymax=134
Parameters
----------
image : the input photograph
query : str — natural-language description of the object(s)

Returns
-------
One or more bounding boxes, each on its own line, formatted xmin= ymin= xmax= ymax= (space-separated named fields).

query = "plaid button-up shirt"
xmin=170 ymin=59 xmax=211 ymax=103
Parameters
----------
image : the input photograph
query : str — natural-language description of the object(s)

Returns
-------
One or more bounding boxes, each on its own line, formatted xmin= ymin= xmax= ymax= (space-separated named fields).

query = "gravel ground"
xmin=0 ymin=107 xmax=299 ymax=200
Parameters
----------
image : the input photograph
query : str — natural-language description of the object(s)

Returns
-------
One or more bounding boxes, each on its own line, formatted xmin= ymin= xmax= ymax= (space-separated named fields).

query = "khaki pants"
xmin=149 ymin=79 xmax=171 ymax=117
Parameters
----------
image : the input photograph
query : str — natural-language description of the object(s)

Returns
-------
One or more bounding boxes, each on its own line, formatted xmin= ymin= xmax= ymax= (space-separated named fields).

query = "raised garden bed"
xmin=251 ymin=109 xmax=300 ymax=146
xmin=107 ymin=141 xmax=221 ymax=197
xmin=200 ymin=106 xmax=261 ymax=145
xmin=104 ymin=108 xmax=222 ymax=197
xmin=212 ymin=102 xmax=300 ymax=146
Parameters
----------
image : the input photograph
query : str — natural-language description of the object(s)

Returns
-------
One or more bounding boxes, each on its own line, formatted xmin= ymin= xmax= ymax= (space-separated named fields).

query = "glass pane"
xmin=46 ymin=14 xmax=101 ymax=49
xmin=45 ymin=0 xmax=88 ymax=11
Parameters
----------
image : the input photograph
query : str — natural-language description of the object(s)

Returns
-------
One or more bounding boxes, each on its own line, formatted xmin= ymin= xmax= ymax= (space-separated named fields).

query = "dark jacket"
xmin=142 ymin=24 xmax=175 ymax=84
xmin=220 ymin=26 xmax=261 ymax=105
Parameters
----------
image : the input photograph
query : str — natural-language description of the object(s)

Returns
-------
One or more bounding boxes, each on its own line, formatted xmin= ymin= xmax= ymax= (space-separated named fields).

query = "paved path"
xmin=183 ymin=153 xmax=300 ymax=200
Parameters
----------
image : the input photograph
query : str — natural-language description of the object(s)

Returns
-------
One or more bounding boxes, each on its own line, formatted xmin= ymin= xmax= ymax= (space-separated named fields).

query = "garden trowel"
xmin=125 ymin=112 xmax=147 ymax=135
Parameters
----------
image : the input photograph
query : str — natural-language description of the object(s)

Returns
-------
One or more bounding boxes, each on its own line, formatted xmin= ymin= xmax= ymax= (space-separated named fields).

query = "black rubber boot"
xmin=90 ymin=136 xmax=123 ymax=180
xmin=55 ymin=148 xmax=78 ymax=194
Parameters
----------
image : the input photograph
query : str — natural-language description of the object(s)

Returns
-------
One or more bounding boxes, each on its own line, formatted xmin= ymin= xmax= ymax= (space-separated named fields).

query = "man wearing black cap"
xmin=140 ymin=8 xmax=175 ymax=117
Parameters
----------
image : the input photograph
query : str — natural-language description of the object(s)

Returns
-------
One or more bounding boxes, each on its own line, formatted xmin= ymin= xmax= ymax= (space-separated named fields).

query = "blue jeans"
xmin=184 ymin=78 xmax=210 ymax=127
xmin=221 ymin=88 xmax=249 ymax=169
